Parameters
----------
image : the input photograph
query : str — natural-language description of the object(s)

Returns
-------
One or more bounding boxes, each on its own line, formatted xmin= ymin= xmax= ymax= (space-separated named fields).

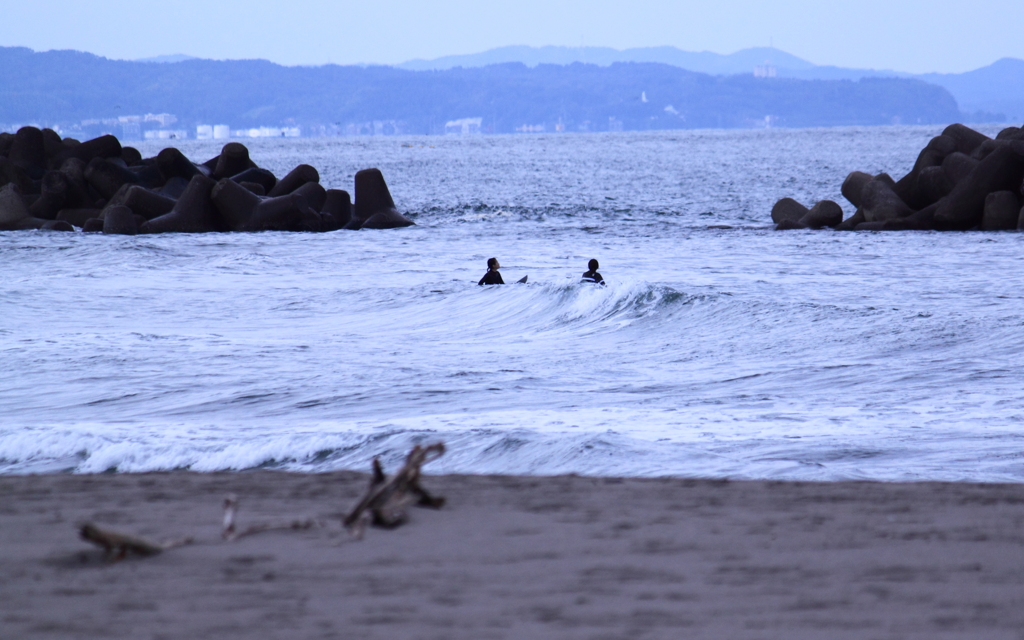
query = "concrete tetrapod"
xmin=84 ymin=158 xmax=140 ymax=201
xmin=212 ymin=143 xmax=255 ymax=180
xmin=156 ymin=148 xmax=202 ymax=183
xmin=941 ymin=152 xmax=979 ymax=187
xmin=102 ymin=205 xmax=138 ymax=235
xmin=841 ymin=171 xmax=873 ymax=209
xmin=211 ymin=177 xmax=321 ymax=232
xmin=861 ymin=179 xmax=913 ymax=223
xmin=321 ymin=189 xmax=352 ymax=230
xmin=108 ymin=185 xmax=176 ymax=221
xmin=800 ymin=200 xmax=843 ymax=228
xmin=140 ymin=174 xmax=223 ymax=234
xmin=58 ymin=158 xmax=93 ymax=205
xmin=121 ymin=146 xmax=143 ymax=167
xmin=267 ymin=164 xmax=318 ymax=197
xmin=354 ymin=168 xmax=415 ymax=229
xmin=230 ymin=167 xmax=277 ymax=194
xmin=125 ymin=162 xmax=165 ymax=190
xmin=981 ymin=191 xmax=1021 ymax=231
xmin=996 ymin=126 xmax=1024 ymax=141
xmin=893 ymin=202 xmax=939 ymax=230
xmin=0 ymin=157 xmax=33 ymax=194
xmin=0 ymin=184 xmax=45 ymax=230
xmin=292 ymin=181 xmax=327 ymax=212
xmin=29 ymin=171 xmax=70 ymax=220
xmin=210 ymin=178 xmax=261 ymax=230
xmin=835 ymin=209 xmax=866 ymax=231
xmin=49 ymin=134 xmax=121 ymax=170
xmin=244 ymin=193 xmax=321 ymax=232
xmin=935 ymin=142 xmax=1024 ymax=230
xmin=9 ymin=126 xmax=47 ymax=180
xmin=904 ymin=166 xmax=954 ymax=211
xmin=771 ymin=197 xmax=809 ymax=226
xmin=942 ymin=123 xmax=990 ymax=156
xmin=894 ymin=135 xmax=956 ymax=209
xmin=238 ymin=182 xmax=265 ymax=196
xmin=41 ymin=129 xmax=65 ymax=163
xmin=972 ymin=139 xmax=1002 ymax=160
xmin=159 ymin=177 xmax=190 ymax=201
xmin=82 ymin=218 xmax=104 ymax=232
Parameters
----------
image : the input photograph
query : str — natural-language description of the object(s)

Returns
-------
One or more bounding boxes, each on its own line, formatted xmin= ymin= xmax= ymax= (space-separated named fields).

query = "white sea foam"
xmin=4 ymin=407 xmax=1024 ymax=480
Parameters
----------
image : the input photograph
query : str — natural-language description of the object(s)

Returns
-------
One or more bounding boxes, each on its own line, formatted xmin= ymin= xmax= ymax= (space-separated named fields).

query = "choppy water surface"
xmin=4 ymin=126 xmax=1024 ymax=480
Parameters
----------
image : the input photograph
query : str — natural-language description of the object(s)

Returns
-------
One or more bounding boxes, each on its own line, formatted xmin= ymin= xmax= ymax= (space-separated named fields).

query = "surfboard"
xmin=517 ymin=275 xmax=528 ymax=284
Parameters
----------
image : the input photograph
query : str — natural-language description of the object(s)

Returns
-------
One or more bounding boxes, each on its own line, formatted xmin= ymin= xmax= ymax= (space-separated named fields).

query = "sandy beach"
xmin=2 ymin=471 xmax=1024 ymax=639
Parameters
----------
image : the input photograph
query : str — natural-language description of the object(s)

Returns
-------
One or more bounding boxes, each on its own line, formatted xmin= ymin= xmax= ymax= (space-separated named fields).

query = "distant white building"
xmin=197 ymin=124 xmax=232 ymax=140
xmin=232 ymin=127 xmax=301 ymax=138
xmin=145 ymin=113 xmax=177 ymax=127
xmin=754 ymin=62 xmax=777 ymax=78
xmin=444 ymin=117 xmax=483 ymax=135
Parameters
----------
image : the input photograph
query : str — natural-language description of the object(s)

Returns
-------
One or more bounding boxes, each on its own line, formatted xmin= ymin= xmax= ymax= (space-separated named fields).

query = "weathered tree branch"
xmin=78 ymin=523 xmax=193 ymax=561
xmin=344 ymin=443 xmax=446 ymax=537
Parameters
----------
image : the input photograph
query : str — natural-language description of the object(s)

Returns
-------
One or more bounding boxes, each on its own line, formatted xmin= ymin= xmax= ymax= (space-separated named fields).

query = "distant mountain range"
xmin=398 ymin=46 xmax=818 ymax=75
xmin=399 ymin=46 xmax=1024 ymax=121
xmin=0 ymin=46 xmax=970 ymax=136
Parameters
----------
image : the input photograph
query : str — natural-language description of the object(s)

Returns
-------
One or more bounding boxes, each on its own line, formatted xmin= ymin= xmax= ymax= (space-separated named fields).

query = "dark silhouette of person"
xmin=478 ymin=257 xmax=505 ymax=285
xmin=582 ymin=258 xmax=605 ymax=285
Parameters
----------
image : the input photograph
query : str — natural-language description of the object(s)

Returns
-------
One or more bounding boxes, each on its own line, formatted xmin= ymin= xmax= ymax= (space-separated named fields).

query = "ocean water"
xmin=4 ymin=125 xmax=1024 ymax=481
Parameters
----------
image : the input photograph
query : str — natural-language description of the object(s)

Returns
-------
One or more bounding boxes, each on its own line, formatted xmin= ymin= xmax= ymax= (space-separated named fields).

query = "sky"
xmin=2 ymin=0 xmax=1022 ymax=74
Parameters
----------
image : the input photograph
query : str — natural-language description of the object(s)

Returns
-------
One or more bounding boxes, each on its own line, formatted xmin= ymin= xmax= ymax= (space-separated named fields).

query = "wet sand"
xmin=2 ymin=471 xmax=1024 ymax=639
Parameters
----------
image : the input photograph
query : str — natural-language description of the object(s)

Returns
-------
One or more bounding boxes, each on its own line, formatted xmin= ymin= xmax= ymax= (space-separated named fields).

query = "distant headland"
xmin=0 ymin=46 xmax=968 ymax=140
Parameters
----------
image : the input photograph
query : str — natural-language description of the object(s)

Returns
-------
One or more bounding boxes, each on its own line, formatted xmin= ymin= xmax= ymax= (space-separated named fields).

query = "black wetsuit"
xmin=478 ymin=270 xmax=505 ymax=285
xmin=582 ymin=269 xmax=605 ymax=285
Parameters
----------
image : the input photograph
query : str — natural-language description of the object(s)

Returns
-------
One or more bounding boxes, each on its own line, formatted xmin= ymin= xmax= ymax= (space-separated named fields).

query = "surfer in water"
xmin=478 ymin=257 xmax=505 ymax=285
xmin=582 ymin=259 xmax=606 ymax=285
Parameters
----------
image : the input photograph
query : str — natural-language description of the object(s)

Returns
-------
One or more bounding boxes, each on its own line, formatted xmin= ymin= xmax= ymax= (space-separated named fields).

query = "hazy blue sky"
xmin=2 ymin=0 xmax=1022 ymax=73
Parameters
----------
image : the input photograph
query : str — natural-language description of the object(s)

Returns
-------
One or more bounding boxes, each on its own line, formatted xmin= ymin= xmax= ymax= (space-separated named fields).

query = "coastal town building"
xmin=444 ymin=117 xmax=483 ymax=135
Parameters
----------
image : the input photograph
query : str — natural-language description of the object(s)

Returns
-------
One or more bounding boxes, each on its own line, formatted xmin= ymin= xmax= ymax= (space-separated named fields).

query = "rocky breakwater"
xmin=0 ymin=127 xmax=414 ymax=235
xmin=772 ymin=123 xmax=1024 ymax=231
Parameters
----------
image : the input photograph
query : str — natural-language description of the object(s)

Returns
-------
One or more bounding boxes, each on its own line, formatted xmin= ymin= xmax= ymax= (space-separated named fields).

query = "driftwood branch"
xmin=78 ymin=523 xmax=193 ymax=561
xmin=221 ymin=494 xmax=316 ymax=541
xmin=344 ymin=443 xmax=447 ymax=537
